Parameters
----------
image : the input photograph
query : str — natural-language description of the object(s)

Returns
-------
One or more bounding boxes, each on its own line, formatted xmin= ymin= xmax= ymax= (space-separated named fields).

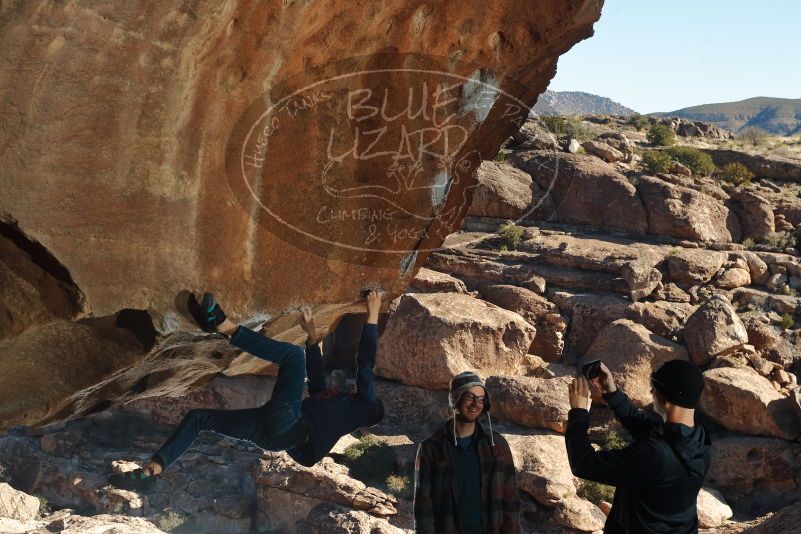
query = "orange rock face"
xmin=0 ymin=1 xmax=602 ymax=334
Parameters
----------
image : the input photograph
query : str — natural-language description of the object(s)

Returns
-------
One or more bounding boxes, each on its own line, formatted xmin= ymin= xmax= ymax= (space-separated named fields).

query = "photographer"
xmin=565 ymin=360 xmax=711 ymax=533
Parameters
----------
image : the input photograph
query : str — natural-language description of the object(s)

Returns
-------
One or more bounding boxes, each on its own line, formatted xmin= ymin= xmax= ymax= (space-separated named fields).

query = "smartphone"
xmin=581 ymin=359 xmax=602 ymax=380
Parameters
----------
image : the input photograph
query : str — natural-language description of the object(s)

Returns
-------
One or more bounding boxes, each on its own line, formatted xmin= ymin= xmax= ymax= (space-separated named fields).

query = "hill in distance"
xmin=532 ymin=90 xmax=636 ymax=116
xmin=656 ymin=96 xmax=801 ymax=135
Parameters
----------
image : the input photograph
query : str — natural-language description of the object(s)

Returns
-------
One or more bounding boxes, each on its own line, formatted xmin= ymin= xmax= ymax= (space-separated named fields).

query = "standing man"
xmin=565 ymin=360 xmax=711 ymax=533
xmin=109 ymin=290 xmax=384 ymax=491
xmin=413 ymin=371 xmax=521 ymax=534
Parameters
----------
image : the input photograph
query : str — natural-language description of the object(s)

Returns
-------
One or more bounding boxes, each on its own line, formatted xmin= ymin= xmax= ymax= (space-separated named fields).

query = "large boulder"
xmin=729 ymin=190 xmax=776 ymax=241
xmin=596 ymin=131 xmax=636 ymax=159
xmin=408 ymin=267 xmax=468 ymax=294
xmin=0 ymin=318 xmax=149 ymax=430
xmin=552 ymin=496 xmax=606 ymax=532
xmin=584 ymin=319 xmax=689 ymax=406
xmin=743 ymin=500 xmax=801 ymax=534
xmin=705 ymin=436 xmax=801 ymax=507
xmin=0 ymin=0 xmax=605 ymax=439
xmin=661 ymin=117 xmax=734 ymax=140
xmin=297 ymin=503 xmax=403 ymax=534
xmin=551 ymin=292 xmax=629 ymax=362
xmin=581 ymin=139 xmax=625 ymax=163
xmin=507 ymin=152 xmax=649 ymax=235
xmin=485 ymin=375 xmax=571 ymax=433
xmin=466 ymin=161 xmax=536 ymax=220
xmin=715 ymin=267 xmax=752 ymax=289
xmin=0 ymin=512 xmax=170 ymax=534
xmin=624 ymin=300 xmax=696 ymax=338
xmin=637 ymin=176 xmax=736 ymax=243
xmin=0 ymin=1 xmax=602 ymax=332
xmin=0 ymin=483 xmax=39 ymax=522
xmin=701 ymin=149 xmax=801 ymax=182
xmin=375 ymin=293 xmax=535 ymax=389
xmin=684 ymin=295 xmax=748 ymax=366
xmin=255 ymin=454 xmax=398 ymax=532
xmin=697 ymin=487 xmax=734 ymax=529
xmin=0 ymin=216 xmax=87 ymax=341
xmin=0 ymin=408 xmax=275 ymax=532
xmin=666 ymin=249 xmax=727 ymax=285
xmin=730 ymin=251 xmax=770 ymax=286
xmin=621 ymin=256 xmax=662 ymax=302
xmin=699 ymin=367 xmax=801 ymax=440
xmin=503 ymin=428 xmax=577 ymax=507
xmin=509 ymin=118 xmax=559 ymax=150
xmin=743 ymin=317 xmax=780 ymax=353
xmin=477 ymin=284 xmax=566 ymax=361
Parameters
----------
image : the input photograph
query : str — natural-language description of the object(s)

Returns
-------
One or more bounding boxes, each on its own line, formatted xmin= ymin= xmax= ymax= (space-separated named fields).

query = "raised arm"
xmin=565 ymin=375 xmax=662 ymax=487
xmin=300 ymin=306 xmax=327 ymax=395
xmin=355 ymin=290 xmax=381 ymax=403
xmin=604 ymin=390 xmax=662 ymax=440
xmin=595 ymin=363 xmax=661 ymax=440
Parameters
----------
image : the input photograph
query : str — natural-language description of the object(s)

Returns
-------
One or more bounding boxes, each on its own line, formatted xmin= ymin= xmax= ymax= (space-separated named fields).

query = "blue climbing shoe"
xmin=188 ymin=292 xmax=227 ymax=333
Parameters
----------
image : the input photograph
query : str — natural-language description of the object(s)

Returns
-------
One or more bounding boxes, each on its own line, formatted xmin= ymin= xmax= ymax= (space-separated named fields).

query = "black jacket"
xmin=287 ymin=323 xmax=383 ymax=467
xmin=565 ymin=390 xmax=712 ymax=534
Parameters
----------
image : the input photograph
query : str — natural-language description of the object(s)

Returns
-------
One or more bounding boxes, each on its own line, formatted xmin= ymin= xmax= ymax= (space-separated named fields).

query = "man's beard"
xmin=455 ymin=408 xmax=481 ymax=423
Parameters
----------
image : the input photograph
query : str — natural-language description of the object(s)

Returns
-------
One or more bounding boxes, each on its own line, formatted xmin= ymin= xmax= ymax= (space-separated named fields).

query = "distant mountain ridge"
xmin=532 ymin=90 xmax=636 ymax=116
xmin=657 ymin=97 xmax=801 ymax=135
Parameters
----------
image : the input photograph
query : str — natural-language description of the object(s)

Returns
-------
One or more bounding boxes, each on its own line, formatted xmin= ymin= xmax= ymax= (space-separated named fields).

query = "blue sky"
xmin=548 ymin=1 xmax=801 ymax=113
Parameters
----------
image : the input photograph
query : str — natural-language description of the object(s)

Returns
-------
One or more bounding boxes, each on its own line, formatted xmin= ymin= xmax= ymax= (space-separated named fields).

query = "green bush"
xmin=157 ymin=511 xmax=186 ymax=532
xmin=386 ymin=474 xmax=413 ymax=500
xmin=37 ymin=496 xmax=51 ymax=516
xmin=493 ymin=151 xmax=507 ymax=162
xmin=342 ymin=434 xmax=397 ymax=486
xmin=541 ymin=115 xmax=569 ymax=135
xmin=665 ymin=146 xmax=717 ymax=176
xmin=540 ymin=115 xmax=594 ymax=142
xmin=498 ymin=220 xmax=525 ymax=250
xmin=717 ymin=162 xmax=754 ymax=187
xmin=603 ymin=429 xmax=630 ymax=451
xmin=641 ymin=150 xmax=672 ymax=174
xmin=779 ymin=313 xmax=795 ymax=330
xmin=578 ymin=479 xmax=615 ymax=505
xmin=764 ymin=231 xmax=797 ymax=250
xmin=647 ymin=124 xmax=676 ymax=146
xmin=627 ymin=113 xmax=650 ymax=131
xmin=739 ymin=127 xmax=767 ymax=147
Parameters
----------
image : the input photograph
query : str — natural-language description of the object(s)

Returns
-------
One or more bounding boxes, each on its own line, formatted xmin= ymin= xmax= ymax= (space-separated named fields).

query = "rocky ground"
xmin=2 ymin=115 xmax=801 ymax=533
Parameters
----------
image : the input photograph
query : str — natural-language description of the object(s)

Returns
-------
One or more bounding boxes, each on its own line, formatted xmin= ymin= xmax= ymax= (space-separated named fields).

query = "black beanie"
xmin=651 ymin=360 xmax=705 ymax=409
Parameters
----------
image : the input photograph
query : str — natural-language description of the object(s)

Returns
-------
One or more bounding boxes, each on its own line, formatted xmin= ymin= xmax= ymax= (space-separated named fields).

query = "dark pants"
xmin=152 ymin=327 xmax=310 ymax=470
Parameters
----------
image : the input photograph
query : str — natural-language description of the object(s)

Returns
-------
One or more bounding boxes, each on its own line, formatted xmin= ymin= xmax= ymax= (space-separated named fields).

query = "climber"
xmin=413 ymin=371 xmax=521 ymax=534
xmin=565 ymin=360 xmax=712 ymax=533
xmin=108 ymin=290 xmax=385 ymax=492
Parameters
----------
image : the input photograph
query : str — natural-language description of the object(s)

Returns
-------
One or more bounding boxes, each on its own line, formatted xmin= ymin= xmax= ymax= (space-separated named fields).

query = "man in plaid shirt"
xmin=413 ymin=371 xmax=521 ymax=534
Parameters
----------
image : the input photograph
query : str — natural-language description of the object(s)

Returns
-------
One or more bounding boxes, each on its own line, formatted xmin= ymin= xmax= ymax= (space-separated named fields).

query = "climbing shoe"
xmin=107 ymin=468 xmax=158 ymax=493
xmin=188 ymin=292 xmax=227 ymax=333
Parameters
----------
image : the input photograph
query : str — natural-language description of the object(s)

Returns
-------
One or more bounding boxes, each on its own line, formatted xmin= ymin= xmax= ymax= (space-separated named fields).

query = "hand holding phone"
xmin=581 ymin=359 xmax=602 ymax=380
xmin=582 ymin=360 xmax=616 ymax=394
